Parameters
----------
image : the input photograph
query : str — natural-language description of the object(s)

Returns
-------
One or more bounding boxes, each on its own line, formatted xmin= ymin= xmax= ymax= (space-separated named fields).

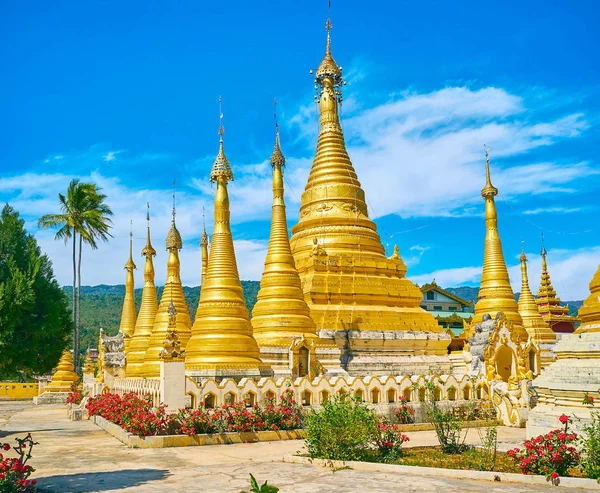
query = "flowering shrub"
xmin=580 ymin=393 xmax=600 ymax=481
xmin=86 ymin=392 xmax=178 ymax=437
xmin=375 ymin=420 xmax=409 ymax=462
xmin=507 ymin=414 xmax=580 ymax=483
xmin=0 ymin=434 xmax=38 ymax=493
xmin=394 ymin=397 xmax=415 ymax=424
xmin=178 ymin=389 xmax=303 ymax=435
xmin=66 ymin=390 xmax=83 ymax=405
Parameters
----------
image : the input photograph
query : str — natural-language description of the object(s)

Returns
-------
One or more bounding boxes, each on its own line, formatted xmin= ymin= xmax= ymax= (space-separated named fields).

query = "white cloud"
xmin=412 ymin=246 xmax=600 ymax=300
xmin=522 ymin=207 xmax=583 ymax=215
xmin=103 ymin=150 xmax=124 ymax=162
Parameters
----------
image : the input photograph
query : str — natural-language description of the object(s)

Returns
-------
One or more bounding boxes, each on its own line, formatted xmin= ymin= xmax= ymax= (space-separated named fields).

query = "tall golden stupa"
xmin=251 ymin=112 xmax=329 ymax=376
xmin=517 ymin=246 xmax=556 ymax=369
xmin=125 ymin=205 xmax=158 ymax=378
xmin=185 ymin=109 xmax=272 ymax=381
xmin=120 ymin=227 xmax=136 ymax=355
xmin=470 ymin=148 xmax=525 ymax=338
xmin=288 ymin=16 xmax=450 ymax=374
xmin=140 ymin=205 xmax=192 ymax=378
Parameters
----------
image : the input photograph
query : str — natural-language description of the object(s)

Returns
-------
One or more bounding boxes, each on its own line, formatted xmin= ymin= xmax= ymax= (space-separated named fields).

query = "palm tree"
xmin=38 ymin=179 xmax=113 ymax=370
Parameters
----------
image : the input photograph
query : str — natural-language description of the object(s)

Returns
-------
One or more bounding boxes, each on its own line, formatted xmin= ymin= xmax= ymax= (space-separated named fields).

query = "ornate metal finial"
xmin=210 ymin=96 xmax=234 ymax=182
xmin=481 ymin=144 xmax=498 ymax=198
xmin=520 ymin=238 xmax=527 ymax=263
xmin=200 ymin=206 xmax=208 ymax=246
xmin=142 ymin=202 xmax=156 ymax=258
xmin=314 ymin=0 xmax=343 ymax=101
xmin=271 ymin=99 xmax=285 ymax=168
xmin=166 ymin=181 xmax=183 ymax=250
xmin=125 ymin=219 xmax=136 ymax=270
xmin=541 ymin=232 xmax=547 ymax=257
xmin=390 ymin=244 xmax=401 ymax=260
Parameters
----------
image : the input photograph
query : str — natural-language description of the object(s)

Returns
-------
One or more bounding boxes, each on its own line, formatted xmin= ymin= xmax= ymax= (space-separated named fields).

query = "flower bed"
xmin=86 ymin=389 xmax=304 ymax=439
xmin=0 ymin=434 xmax=38 ymax=493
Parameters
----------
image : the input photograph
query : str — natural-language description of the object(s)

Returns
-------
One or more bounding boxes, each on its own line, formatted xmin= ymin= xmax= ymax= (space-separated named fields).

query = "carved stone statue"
xmin=99 ymin=328 xmax=125 ymax=372
xmin=465 ymin=313 xmax=496 ymax=374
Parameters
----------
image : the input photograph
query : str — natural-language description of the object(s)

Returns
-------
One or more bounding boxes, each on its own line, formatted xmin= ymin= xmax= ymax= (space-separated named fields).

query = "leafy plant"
xmin=240 ymin=473 xmax=279 ymax=493
xmin=375 ymin=420 xmax=409 ymax=463
xmin=422 ymin=381 xmax=468 ymax=454
xmin=0 ymin=434 xmax=38 ymax=492
xmin=580 ymin=393 xmax=600 ymax=481
xmin=476 ymin=426 xmax=497 ymax=471
xmin=305 ymin=394 xmax=378 ymax=461
xmin=506 ymin=414 xmax=580 ymax=483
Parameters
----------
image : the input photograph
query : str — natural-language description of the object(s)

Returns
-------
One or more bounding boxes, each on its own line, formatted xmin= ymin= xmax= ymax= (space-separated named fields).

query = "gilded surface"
xmin=185 ymin=126 xmax=267 ymax=371
xmin=140 ymin=217 xmax=192 ymax=378
xmin=471 ymin=149 xmax=525 ymax=337
xmin=159 ymin=301 xmax=185 ymax=361
xmin=576 ymin=263 xmax=600 ymax=333
xmin=288 ymin=18 xmax=444 ymax=341
xmin=120 ymin=232 xmax=137 ymax=355
xmin=126 ymin=212 xmax=159 ymax=377
xmin=536 ymin=242 xmax=579 ymax=327
xmin=45 ymin=348 xmax=78 ymax=392
xmin=251 ymin=127 xmax=320 ymax=350
xmin=518 ymin=248 xmax=557 ymax=345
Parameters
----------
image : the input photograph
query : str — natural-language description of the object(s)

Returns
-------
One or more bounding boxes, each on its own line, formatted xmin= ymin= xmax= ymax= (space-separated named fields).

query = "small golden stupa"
xmin=140 ymin=203 xmax=192 ymax=378
xmin=44 ymin=348 xmax=79 ymax=393
xmin=470 ymin=148 xmax=525 ymax=338
xmin=536 ymin=237 xmax=579 ymax=333
xmin=83 ymin=348 xmax=95 ymax=374
xmin=185 ymin=105 xmax=271 ymax=380
xmin=126 ymin=205 xmax=159 ymax=377
xmin=120 ymin=225 xmax=137 ymax=355
xmin=288 ymin=15 xmax=449 ymax=374
xmin=517 ymin=246 xmax=556 ymax=369
xmin=251 ymin=112 xmax=323 ymax=374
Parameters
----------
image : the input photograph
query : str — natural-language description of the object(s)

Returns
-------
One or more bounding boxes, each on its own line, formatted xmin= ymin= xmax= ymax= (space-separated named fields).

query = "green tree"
xmin=38 ymin=179 xmax=113 ymax=369
xmin=0 ymin=204 xmax=71 ymax=379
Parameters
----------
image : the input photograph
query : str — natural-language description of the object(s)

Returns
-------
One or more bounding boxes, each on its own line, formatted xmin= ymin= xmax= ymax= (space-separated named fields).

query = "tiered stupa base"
xmin=186 ymin=365 xmax=274 ymax=384
xmin=528 ymin=331 xmax=600 ymax=437
xmin=321 ymin=329 xmax=452 ymax=376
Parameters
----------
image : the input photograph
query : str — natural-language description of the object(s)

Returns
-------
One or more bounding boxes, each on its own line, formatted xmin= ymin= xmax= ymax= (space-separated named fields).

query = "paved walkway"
xmin=0 ymin=400 xmax=580 ymax=492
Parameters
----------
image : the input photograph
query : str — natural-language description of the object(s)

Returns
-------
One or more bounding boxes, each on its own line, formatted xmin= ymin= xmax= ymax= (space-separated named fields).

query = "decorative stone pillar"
xmin=159 ymin=300 xmax=186 ymax=413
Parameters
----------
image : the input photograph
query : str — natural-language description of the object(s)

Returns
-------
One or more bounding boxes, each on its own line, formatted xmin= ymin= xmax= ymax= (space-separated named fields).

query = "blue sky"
xmin=1 ymin=0 xmax=599 ymax=299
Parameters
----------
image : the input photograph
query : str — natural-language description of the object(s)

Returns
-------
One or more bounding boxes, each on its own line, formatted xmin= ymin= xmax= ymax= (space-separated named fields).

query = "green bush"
xmin=305 ymin=394 xmax=378 ymax=461
xmin=581 ymin=395 xmax=600 ymax=481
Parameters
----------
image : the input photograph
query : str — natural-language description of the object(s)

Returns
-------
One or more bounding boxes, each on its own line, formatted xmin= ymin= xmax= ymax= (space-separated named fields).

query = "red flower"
xmin=2 ymin=444 xmax=10 ymax=451
xmin=558 ymin=414 xmax=569 ymax=424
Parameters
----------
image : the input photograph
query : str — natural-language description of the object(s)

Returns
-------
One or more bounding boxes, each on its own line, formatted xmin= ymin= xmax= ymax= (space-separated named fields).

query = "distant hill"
xmin=66 ymin=283 xmax=582 ymax=353
xmin=63 ymin=281 xmax=260 ymax=351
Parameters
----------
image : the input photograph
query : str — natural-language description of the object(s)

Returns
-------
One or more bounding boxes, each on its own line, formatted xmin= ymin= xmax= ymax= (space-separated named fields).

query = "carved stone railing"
xmin=112 ymin=377 xmax=161 ymax=407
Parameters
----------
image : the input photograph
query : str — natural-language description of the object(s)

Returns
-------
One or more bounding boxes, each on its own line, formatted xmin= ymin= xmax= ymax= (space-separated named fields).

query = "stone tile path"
xmin=0 ymin=401 xmax=581 ymax=492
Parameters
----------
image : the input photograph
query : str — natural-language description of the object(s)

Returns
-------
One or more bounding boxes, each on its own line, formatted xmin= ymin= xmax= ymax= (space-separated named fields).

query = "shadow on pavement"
xmin=36 ymin=468 xmax=169 ymax=492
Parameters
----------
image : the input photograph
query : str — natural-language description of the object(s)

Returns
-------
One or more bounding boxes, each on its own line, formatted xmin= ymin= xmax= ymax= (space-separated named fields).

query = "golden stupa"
xmin=517 ymin=246 xmax=556 ymax=369
xmin=288 ymin=16 xmax=449 ymax=374
xmin=120 ymin=226 xmax=137 ymax=355
xmin=140 ymin=205 xmax=192 ymax=378
xmin=576 ymin=263 xmax=600 ymax=333
xmin=251 ymin=115 xmax=325 ymax=374
xmin=185 ymin=110 xmax=271 ymax=380
xmin=44 ymin=348 xmax=79 ymax=393
xmin=83 ymin=348 xmax=94 ymax=374
xmin=125 ymin=205 xmax=159 ymax=378
xmin=470 ymin=148 xmax=525 ymax=338
xmin=536 ymin=238 xmax=579 ymax=333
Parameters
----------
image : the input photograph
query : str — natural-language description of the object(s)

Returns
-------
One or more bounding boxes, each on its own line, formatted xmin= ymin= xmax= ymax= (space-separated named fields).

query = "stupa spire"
xmin=472 ymin=147 xmax=525 ymax=337
xmin=141 ymin=190 xmax=192 ymax=378
xmin=252 ymin=101 xmax=318 ymax=356
xmin=120 ymin=221 xmax=137 ymax=355
xmin=126 ymin=204 xmax=159 ymax=377
xmin=518 ymin=244 xmax=557 ymax=356
xmin=185 ymin=98 xmax=268 ymax=376
xmin=535 ymin=235 xmax=579 ymax=332
xmin=200 ymin=207 xmax=209 ymax=286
